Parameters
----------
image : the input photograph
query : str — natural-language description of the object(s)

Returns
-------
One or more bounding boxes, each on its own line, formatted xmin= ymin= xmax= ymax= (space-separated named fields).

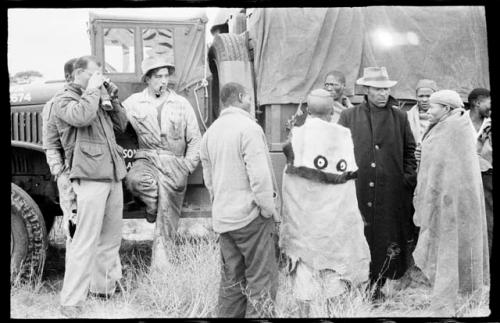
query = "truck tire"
xmin=11 ymin=183 xmax=48 ymax=284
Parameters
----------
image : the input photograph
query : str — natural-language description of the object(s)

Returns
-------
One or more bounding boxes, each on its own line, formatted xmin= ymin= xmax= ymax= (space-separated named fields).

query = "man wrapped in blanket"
xmin=280 ymin=89 xmax=370 ymax=317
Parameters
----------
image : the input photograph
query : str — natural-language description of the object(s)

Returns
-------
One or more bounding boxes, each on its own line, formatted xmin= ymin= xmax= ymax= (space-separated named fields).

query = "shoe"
xmin=89 ymin=282 xmax=124 ymax=300
xmin=145 ymin=211 xmax=157 ymax=223
xmin=60 ymin=305 xmax=83 ymax=318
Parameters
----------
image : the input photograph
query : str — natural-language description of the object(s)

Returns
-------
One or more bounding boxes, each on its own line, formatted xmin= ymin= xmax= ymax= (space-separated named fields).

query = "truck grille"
xmin=11 ymin=111 xmax=43 ymax=145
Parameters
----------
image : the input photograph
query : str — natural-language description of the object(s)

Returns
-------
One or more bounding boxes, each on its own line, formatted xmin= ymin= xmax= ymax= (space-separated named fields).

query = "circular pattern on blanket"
xmin=337 ymin=159 xmax=347 ymax=172
xmin=313 ymin=155 xmax=328 ymax=170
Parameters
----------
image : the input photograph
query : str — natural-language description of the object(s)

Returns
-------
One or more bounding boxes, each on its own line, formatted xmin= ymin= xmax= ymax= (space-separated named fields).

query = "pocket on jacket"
xmin=80 ymin=142 xmax=104 ymax=158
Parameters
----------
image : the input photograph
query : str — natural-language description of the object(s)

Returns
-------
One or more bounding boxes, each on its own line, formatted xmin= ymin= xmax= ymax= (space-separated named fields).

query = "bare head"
xmin=324 ymin=70 xmax=346 ymax=100
xmin=220 ymin=82 xmax=251 ymax=111
xmin=64 ymin=58 xmax=77 ymax=83
xmin=73 ymin=55 xmax=101 ymax=89
xmin=307 ymin=88 xmax=334 ymax=122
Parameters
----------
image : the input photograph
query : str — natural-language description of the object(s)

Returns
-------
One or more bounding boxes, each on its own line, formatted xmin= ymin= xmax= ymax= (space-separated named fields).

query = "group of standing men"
xmin=42 ymin=53 xmax=491 ymax=318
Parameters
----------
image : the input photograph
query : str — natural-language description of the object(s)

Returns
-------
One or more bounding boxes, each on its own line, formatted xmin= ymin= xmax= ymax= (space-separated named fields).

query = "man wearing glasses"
xmin=52 ymin=55 xmax=128 ymax=317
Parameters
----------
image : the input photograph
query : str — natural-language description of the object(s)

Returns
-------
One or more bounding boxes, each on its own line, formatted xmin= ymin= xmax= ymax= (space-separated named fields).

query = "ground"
xmin=10 ymin=217 xmax=491 ymax=318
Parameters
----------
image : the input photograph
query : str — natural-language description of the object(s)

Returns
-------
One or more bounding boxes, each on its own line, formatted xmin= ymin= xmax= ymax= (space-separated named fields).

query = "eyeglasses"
xmin=324 ymin=82 xmax=342 ymax=88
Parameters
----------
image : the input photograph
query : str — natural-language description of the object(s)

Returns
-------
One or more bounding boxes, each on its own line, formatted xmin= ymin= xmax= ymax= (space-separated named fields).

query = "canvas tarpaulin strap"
xmin=248 ymin=7 xmax=489 ymax=105
xmin=412 ymin=108 xmax=490 ymax=315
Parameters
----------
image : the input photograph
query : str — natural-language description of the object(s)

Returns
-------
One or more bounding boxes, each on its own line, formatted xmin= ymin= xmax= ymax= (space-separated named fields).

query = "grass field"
xmin=10 ymin=218 xmax=491 ymax=318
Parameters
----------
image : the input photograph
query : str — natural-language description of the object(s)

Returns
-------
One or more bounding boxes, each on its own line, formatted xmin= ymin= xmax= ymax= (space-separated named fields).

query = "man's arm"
xmin=182 ymin=101 xmax=202 ymax=173
xmin=54 ymin=88 xmax=100 ymax=127
xmin=199 ymin=134 xmax=214 ymax=202
xmin=403 ymin=116 xmax=417 ymax=189
xmin=107 ymin=98 xmax=129 ymax=135
xmin=241 ymin=125 xmax=276 ymax=218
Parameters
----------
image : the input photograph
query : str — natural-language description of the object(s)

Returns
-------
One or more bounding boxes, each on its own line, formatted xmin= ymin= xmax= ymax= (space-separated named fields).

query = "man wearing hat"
xmin=122 ymin=55 xmax=201 ymax=270
xmin=406 ymin=79 xmax=438 ymax=166
xmin=338 ymin=67 xmax=417 ymax=301
xmin=467 ymin=88 xmax=492 ymax=256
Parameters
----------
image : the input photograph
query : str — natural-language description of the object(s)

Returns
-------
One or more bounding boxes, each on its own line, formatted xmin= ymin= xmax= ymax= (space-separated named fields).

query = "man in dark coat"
xmin=338 ymin=67 xmax=417 ymax=301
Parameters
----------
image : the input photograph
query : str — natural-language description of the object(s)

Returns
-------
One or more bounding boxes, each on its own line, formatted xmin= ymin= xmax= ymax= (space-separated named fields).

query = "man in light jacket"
xmin=52 ymin=55 xmax=128 ymax=317
xmin=200 ymin=82 xmax=280 ymax=318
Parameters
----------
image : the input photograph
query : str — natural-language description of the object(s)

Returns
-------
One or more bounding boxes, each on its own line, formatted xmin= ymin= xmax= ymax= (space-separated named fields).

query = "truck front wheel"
xmin=11 ymin=183 xmax=48 ymax=284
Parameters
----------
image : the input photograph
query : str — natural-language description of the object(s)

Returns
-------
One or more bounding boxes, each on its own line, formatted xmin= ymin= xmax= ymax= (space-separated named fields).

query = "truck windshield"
xmin=142 ymin=27 xmax=174 ymax=63
xmin=103 ymin=27 xmax=135 ymax=73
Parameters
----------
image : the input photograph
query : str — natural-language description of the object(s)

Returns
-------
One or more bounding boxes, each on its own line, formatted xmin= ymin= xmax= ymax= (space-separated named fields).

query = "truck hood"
xmin=10 ymin=81 xmax=66 ymax=106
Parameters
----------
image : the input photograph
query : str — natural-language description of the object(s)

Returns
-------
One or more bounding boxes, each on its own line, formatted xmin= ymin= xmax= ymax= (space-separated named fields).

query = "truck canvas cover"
xmin=248 ymin=7 xmax=489 ymax=105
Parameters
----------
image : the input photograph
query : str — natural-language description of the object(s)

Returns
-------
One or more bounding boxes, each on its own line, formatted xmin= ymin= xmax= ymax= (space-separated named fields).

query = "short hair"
xmin=73 ymin=55 xmax=101 ymax=71
xmin=468 ymin=88 xmax=490 ymax=106
xmin=324 ymin=70 xmax=346 ymax=85
xmin=220 ymin=82 xmax=246 ymax=107
xmin=145 ymin=66 xmax=175 ymax=81
xmin=64 ymin=58 xmax=77 ymax=81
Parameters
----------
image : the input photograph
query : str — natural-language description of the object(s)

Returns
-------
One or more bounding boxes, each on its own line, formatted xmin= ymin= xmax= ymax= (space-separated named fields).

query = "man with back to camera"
xmin=52 ymin=55 xmax=128 ymax=317
xmin=338 ymin=66 xmax=417 ymax=301
xmin=200 ymin=82 xmax=280 ymax=318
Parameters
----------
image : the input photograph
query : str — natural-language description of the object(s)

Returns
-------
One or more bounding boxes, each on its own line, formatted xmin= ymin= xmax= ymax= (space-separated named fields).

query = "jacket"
xmin=200 ymin=107 xmax=279 ymax=234
xmin=123 ymin=88 xmax=201 ymax=174
xmin=52 ymin=83 xmax=128 ymax=182
xmin=338 ymin=96 xmax=417 ymax=279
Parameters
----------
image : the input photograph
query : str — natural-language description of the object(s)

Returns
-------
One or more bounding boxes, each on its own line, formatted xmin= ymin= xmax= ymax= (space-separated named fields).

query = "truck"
xmin=10 ymin=6 xmax=490 ymax=283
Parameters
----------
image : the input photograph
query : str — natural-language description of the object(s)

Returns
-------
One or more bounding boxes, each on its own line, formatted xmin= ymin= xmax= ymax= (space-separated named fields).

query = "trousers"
xmin=218 ymin=215 xmax=279 ymax=318
xmin=482 ymin=172 xmax=493 ymax=256
xmin=125 ymin=157 xmax=187 ymax=270
xmin=60 ymin=179 xmax=123 ymax=306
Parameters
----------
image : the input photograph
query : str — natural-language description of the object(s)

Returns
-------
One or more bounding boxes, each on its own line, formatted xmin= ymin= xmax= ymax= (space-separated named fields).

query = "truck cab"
xmin=10 ymin=11 xmax=213 ymax=283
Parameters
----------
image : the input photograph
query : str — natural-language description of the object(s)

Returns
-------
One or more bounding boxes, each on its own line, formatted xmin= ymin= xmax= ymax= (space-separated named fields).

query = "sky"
xmin=8 ymin=8 xmax=221 ymax=81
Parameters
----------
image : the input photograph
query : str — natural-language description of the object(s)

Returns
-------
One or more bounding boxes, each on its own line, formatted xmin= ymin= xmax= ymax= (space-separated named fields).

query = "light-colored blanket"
xmin=413 ymin=108 xmax=490 ymax=315
xmin=280 ymin=117 xmax=370 ymax=286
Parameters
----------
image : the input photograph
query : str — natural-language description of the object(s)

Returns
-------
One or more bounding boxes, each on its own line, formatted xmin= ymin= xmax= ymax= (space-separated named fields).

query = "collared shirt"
xmin=466 ymin=110 xmax=492 ymax=171
xmin=123 ymin=88 xmax=201 ymax=173
xmin=200 ymin=106 xmax=279 ymax=233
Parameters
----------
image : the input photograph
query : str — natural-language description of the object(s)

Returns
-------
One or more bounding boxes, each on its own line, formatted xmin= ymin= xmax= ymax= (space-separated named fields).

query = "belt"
xmin=482 ymin=169 xmax=493 ymax=175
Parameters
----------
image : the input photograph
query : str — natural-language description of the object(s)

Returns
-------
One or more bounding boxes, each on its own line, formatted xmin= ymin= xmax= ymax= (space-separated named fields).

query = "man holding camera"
xmin=52 ymin=55 xmax=128 ymax=317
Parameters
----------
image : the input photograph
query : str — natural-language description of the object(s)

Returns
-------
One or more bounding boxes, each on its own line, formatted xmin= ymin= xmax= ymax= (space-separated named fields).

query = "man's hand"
xmin=106 ymin=81 xmax=119 ymax=99
xmin=87 ymin=71 xmax=105 ymax=90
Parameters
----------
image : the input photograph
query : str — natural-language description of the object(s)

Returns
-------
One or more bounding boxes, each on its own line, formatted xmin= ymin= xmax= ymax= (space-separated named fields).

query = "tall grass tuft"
xmin=10 ymin=220 xmax=491 ymax=318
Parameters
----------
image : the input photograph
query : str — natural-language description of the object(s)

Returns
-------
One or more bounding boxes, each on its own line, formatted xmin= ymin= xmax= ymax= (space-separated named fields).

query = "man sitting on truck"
xmin=122 ymin=55 xmax=201 ymax=271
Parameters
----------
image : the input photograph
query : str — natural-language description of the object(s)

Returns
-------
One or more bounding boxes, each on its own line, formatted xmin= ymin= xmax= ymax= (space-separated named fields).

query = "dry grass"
xmin=10 ymin=219 xmax=491 ymax=318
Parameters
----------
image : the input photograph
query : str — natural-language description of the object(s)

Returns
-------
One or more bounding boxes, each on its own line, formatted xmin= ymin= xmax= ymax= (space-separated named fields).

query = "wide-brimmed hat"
xmin=356 ymin=67 xmax=397 ymax=88
xmin=141 ymin=55 xmax=175 ymax=82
